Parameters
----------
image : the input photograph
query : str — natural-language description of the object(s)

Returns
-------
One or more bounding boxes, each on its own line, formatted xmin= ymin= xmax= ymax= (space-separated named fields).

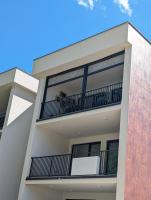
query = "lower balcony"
xmin=27 ymin=150 xmax=118 ymax=180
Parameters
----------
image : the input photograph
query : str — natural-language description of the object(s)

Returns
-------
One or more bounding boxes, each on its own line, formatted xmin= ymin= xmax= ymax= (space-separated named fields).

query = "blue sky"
xmin=0 ymin=0 xmax=150 ymax=73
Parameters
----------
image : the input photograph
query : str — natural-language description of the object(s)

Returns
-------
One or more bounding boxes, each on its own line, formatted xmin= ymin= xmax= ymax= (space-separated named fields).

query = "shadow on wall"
xmin=7 ymin=95 xmax=32 ymax=126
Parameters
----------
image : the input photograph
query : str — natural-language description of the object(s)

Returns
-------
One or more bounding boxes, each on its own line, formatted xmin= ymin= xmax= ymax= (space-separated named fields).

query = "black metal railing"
xmin=28 ymin=150 xmax=118 ymax=179
xmin=0 ymin=113 xmax=5 ymax=129
xmin=40 ymin=82 xmax=122 ymax=120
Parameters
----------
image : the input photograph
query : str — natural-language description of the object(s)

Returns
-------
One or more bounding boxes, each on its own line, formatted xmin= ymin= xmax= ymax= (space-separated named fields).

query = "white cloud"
xmin=76 ymin=0 xmax=98 ymax=10
xmin=114 ymin=0 xmax=132 ymax=16
xmin=76 ymin=0 xmax=132 ymax=16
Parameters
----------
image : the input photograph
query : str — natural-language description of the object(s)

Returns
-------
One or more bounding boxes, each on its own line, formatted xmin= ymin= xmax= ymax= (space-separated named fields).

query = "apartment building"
xmin=0 ymin=68 xmax=39 ymax=200
xmin=18 ymin=22 xmax=151 ymax=200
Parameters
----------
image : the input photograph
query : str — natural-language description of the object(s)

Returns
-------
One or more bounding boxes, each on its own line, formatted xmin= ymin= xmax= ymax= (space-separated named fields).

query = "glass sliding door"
xmin=106 ymin=140 xmax=119 ymax=175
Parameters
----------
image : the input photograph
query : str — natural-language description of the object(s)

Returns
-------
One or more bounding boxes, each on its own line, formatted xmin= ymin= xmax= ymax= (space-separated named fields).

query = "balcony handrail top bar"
xmin=31 ymin=149 xmax=117 ymax=159
xmin=27 ymin=174 xmax=117 ymax=180
xmin=31 ymin=153 xmax=71 ymax=159
xmin=42 ymin=82 xmax=122 ymax=104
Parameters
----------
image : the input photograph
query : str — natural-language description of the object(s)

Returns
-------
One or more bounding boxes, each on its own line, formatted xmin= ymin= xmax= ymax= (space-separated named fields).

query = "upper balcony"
xmin=39 ymin=51 xmax=124 ymax=121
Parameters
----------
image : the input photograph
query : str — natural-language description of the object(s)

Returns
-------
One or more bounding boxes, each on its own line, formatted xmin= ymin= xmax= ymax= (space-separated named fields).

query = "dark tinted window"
xmin=106 ymin=140 xmax=119 ymax=174
xmin=72 ymin=142 xmax=101 ymax=158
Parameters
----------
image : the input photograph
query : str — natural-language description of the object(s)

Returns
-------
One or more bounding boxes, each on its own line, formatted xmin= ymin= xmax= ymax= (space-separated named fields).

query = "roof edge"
xmin=33 ymin=22 xmax=129 ymax=61
xmin=0 ymin=67 xmax=39 ymax=94
xmin=33 ymin=21 xmax=150 ymax=62
xmin=0 ymin=67 xmax=31 ymax=77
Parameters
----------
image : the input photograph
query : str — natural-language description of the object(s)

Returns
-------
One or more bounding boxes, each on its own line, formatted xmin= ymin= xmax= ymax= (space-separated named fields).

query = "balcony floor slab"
xmin=36 ymin=104 xmax=121 ymax=138
xmin=26 ymin=177 xmax=117 ymax=192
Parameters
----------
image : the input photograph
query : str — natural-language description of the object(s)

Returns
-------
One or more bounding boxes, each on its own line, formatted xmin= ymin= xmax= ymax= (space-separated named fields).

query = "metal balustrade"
xmin=28 ymin=150 xmax=118 ymax=179
xmin=40 ymin=82 xmax=122 ymax=120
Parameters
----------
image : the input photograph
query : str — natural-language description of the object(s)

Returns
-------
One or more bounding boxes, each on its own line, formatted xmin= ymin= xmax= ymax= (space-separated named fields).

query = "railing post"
xmin=39 ymin=102 xmax=44 ymax=119
xmin=69 ymin=154 xmax=73 ymax=176
xmin=99 ymin=151 xmax=102 ymax=175
xmin=49 ymin=157 xmax=53 ymax=177
xmin=81 ymin=66 xmax=88 ymax=109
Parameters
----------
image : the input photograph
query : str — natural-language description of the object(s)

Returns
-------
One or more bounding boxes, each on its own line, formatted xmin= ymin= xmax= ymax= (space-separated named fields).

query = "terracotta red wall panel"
xmin=125 ymin=45 xmax=151 ymax=200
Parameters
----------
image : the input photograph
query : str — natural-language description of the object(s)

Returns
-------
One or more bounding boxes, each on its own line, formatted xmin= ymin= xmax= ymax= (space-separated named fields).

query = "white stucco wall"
xmin=31 ymin=127 xmax=69 ymax=157
xmin=20 ymin=185 xmax=63 ymax=200
xmin=33 ymin=23 xmax=128 ymax=77
xmin=19 ymin=186 xmax=116 ymax=200
xmin=63 ymin=192 xmax=116 ymax=200
xmin=0 ymin=68 xmax=38 ymax=93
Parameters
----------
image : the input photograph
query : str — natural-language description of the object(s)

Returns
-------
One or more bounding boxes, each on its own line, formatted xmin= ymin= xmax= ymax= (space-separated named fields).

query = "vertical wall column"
xmin=116 ymin=46 xmax=132 ymax=200
xmin=124 ymin=28 xmax=151 ymax=200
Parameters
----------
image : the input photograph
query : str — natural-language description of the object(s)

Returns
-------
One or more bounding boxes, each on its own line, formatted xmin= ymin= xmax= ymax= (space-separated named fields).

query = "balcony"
xmin=0 ymin=113 xmax=5 ymax=129
xmin=40 ymin=82 xmax=122 ymax=120
xmin=39 ymin=51 xmax=124 ymax=121
xmin=27 ymin=149 xmax=118 ymax=180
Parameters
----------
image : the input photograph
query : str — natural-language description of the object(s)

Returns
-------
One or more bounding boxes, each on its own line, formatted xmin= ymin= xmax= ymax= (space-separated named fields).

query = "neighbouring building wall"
xmin=124 ymin=26 xmax=151 ymax=199
xmin=0 ymin=85 xmax=36 ymax=200
xmin=69 ymin=132 xmax=119 ymax=152
xmin=63 ymin=192 xmax=116 ymax=200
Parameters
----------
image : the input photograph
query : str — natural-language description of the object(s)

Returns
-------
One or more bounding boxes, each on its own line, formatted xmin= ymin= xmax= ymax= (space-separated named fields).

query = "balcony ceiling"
xmin=37 ymin=105 xmax=121 ymax=138
xmin=26 ymin=177 xmax=116 ymax=192
xmin=0 ymin=85 xmax=11 ymax=113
